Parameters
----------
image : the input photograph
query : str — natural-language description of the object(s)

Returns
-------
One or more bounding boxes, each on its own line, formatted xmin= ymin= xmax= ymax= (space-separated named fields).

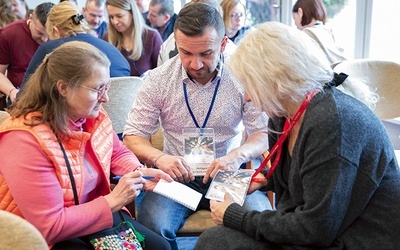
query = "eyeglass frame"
xmin=230 ymin=13 xmax=244 ymax=19
xmin=79 ymin=81 xmax=111 ymax=100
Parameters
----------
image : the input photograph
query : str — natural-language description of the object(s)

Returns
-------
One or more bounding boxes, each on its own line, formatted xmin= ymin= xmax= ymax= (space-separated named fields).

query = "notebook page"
xmin=153 ymin=179 xmax=202 ymax=211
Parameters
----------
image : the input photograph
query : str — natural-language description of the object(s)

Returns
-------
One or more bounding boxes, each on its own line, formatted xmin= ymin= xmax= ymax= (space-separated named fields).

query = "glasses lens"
xmin=97 ymin=82 xmax=110 ymax=99
xmin=231 ymin=13 xmax=243 ymax=19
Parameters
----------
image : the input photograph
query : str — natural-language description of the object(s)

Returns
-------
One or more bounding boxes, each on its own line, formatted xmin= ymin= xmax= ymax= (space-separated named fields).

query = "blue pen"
xmin=112 ymin=175 xmax=155 ymax=181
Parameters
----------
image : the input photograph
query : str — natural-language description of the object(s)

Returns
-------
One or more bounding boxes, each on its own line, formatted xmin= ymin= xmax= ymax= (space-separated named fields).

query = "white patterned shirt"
xmin=124 ymin=54 xmax=268 ymax=158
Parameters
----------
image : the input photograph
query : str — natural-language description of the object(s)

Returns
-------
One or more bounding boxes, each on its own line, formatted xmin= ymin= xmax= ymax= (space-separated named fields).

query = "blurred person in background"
xmin=135 ymin=0 xmax=150 ymax=25
xmin=292 ymin=0 xmax=346 ymax=66
xmin=21 ymin=1 xmax=130 ymax=89
xmin=12 ymin=0 xmax=29 ymax=19
xmin=82 ymin=0 xmax=108 ymax=38
xmin=146 ymin=0 xmax=176 ymax=41
xmin=105 ymin=0 xmax=162 ymax=77
xmin=0 ymin=2 xmax=54 ymax=107
xmin=0 ymin=0 xmax=19 ymax=110
xmin=220 ymin=0 xmax=250 ymax=45
xmin=0 ymin=0 xmax=18 ymax=28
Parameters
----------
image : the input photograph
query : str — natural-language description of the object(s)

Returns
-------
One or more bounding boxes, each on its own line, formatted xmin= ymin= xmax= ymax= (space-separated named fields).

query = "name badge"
xmin=182 ymin=128 xmax=215 ymax=176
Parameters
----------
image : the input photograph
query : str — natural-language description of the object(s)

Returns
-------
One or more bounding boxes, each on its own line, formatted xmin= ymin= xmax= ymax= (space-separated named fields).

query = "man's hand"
xmin=203 ymin=155 xmax=242 ymax=184
xmin=155 ymin=154 xmax=195 ymax=183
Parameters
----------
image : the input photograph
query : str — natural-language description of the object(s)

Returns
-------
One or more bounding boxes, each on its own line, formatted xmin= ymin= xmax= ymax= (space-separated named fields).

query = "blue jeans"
xmin=137 ymin=177 xmax=272 ymax=250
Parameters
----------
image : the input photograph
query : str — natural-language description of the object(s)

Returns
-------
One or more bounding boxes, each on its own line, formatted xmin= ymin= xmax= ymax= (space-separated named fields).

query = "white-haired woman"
xmin=195 ymin=22 xmax=400 ymax=249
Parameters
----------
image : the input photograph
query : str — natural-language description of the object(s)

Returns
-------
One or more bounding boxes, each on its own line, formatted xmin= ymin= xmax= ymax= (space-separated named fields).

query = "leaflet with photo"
xmin=205 ymin=169 xmax=254 ymax=206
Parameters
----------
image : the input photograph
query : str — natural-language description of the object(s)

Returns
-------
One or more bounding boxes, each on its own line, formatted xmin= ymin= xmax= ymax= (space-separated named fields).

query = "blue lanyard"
xmin=183 ymin=76 xmax=221 ymax=128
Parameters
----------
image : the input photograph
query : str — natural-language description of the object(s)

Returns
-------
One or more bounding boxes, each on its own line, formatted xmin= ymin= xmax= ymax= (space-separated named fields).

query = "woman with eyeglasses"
xmin=0 ymin=41 xmax=172 ymax=249
xmin=220 ymin=0 xmax=250 ymax=44
xmin=21 ymin=1 xmax=130 ymax=90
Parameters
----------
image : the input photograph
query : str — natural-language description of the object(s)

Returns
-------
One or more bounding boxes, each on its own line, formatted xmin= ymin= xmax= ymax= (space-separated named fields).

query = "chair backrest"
xmin=103 ymin=76 xmax=143 ymax=134
xmin=334 ymin=59 xmax=400 ymax=120
xmin=0 ymin=110 xmax=10 ymax=125
xmin=0 ymin=210 xmax=47 ymax=249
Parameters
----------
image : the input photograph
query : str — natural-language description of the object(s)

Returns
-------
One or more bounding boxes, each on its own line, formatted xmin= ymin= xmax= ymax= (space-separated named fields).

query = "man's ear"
xmin=57 ymin=80 xmax=68 ymax=97
xmin=164 ymin=13 xmax=171 ymax=22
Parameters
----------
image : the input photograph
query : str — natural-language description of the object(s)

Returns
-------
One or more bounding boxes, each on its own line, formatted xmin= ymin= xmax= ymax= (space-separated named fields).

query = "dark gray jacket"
xmin=224 ymin=87 xmax=400 ymax=249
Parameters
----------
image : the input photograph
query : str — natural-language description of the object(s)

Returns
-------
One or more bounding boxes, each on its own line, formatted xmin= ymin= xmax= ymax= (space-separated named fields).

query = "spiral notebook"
xmin=153 ymin=179 xmax=202 ymax=211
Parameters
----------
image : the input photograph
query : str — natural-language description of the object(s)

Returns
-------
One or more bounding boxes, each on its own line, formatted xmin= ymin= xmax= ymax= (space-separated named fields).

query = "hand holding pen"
xmin=105 ymin=171 xmax=147 ymax=213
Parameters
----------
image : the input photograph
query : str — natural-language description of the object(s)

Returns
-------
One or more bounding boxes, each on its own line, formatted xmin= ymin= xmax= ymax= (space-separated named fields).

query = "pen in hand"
xmin=112 ymin=175 xmax=155 ymax=181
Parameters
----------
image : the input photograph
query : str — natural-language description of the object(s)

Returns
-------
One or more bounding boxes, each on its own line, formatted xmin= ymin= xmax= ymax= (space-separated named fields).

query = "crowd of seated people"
xmin=1 ymin=1 xmax=399 ymax=250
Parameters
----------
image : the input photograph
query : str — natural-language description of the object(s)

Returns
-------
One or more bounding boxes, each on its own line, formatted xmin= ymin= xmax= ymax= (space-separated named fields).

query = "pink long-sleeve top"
xmin=0 ymin=119 xmax=141 ymax=246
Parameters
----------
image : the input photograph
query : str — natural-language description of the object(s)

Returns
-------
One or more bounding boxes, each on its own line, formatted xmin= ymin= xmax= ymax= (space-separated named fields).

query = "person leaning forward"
xmin=123 ymin=3 xmax=272 ymax=250
xmin=0 ymin=2 xmax=54 ymax=106
xmin=0 ymin=41 xmax=171 ymax=249
xmin=195 ymin=22 xmax=400 ymax=250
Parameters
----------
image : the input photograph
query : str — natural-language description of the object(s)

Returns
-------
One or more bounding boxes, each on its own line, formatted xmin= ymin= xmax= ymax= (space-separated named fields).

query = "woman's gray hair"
xmin=227 ymin=22 xmax=377 ymax=118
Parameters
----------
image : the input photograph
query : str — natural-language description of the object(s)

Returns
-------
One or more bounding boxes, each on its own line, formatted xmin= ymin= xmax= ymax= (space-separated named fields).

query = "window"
xmin=369 ymin=0 xmax=400 ymax=63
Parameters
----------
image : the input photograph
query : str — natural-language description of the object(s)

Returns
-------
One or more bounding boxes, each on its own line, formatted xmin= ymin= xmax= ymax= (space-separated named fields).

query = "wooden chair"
xmin=102 ymin=76 xmax=143 ymax=137
xmin=149 ymin=128 xmax=273 ymax=237
xmin=333 ymin=59 xmax=400 ymax=120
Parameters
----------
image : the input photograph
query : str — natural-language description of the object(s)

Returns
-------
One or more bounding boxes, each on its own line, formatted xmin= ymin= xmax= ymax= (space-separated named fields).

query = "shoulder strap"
xmin=59 ymin=141 xmax=79 ymax=205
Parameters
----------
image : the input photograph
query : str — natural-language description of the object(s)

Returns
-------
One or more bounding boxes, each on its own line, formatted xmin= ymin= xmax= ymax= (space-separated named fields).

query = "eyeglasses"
xmin=79 ymin=81 xmax=111 ymax=100
xmin=230 ymin=13 xmax=244 ymax=19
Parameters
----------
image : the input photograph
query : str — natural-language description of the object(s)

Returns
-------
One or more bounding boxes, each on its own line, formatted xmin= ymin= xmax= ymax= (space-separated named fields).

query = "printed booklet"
xmin=205 ymin=169 xmax=254 ymax=206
